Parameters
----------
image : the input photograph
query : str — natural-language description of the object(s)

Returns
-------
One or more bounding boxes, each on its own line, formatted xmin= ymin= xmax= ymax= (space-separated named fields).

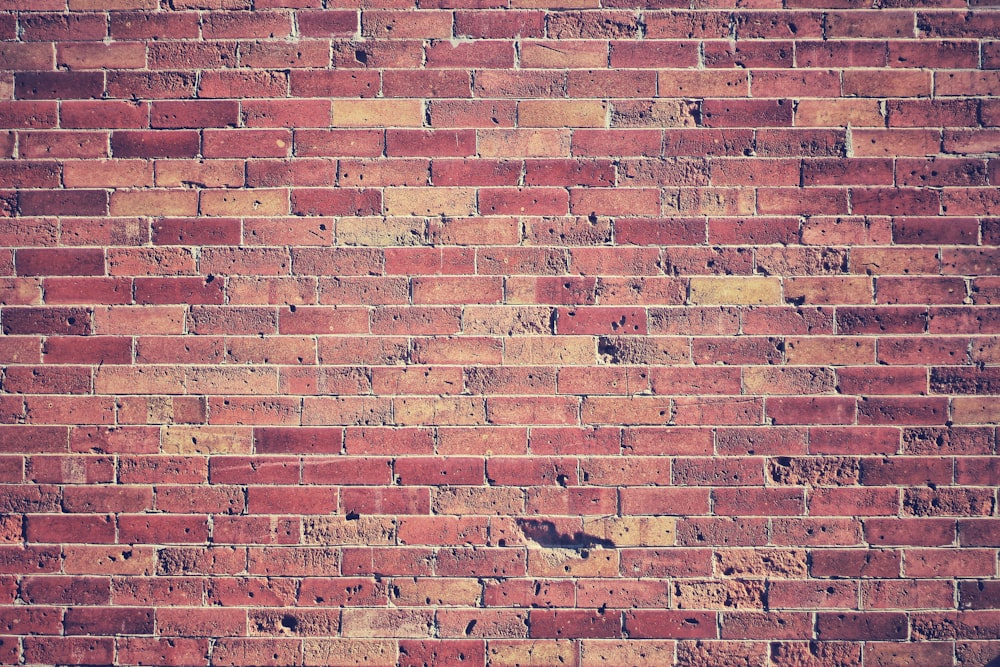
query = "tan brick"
xmin=658 ymin=70 xmax=749 ymax=98
xmin=336 ymin=217 xmax=426 ymax=246
xmin=527 ymin=546 xmax=619 ymax=577
xmin=332 ymin=100 xmax=424 ymax=127
xmin=795 ymin=99 xmax=885 ymax=127
xmin=161 ymin=426 xmax=252 ymax=455
xmin=340 ymin=609 xmax=433 ymax=638
xmin=64 ymin=160 xmax=153 ymax=188
xmin=785 ymin=337 xmax=876 ymax=366
xmin=512 ymin=0 xmax=598 ymax=6
xmin=581 ymin=640 xmax=676 ymax=666
xmin=200 ymin=189 xmax=288 ymax=217
xmin=488 ymin=640 xmax=579 ymax=666
xmin=303 ymin=639 xmax=397 ymax=667
xmin=383 ymin=188 xmax=476 ymax=217
xmin=301 ymin=516 xmax=396 ymax=546
xmin=155 ymin=159 xmax=245 ymax=188
xmin=503 ymin=337 xmax=596 ymax=365
xmin=952 ymin=397 xmax=1000 ymax=425
xmin=393 ymin=397 xmax=486 ymax=426
xmin=689 ymin=277 xmax=782 ymax=305
xmin=582 ymin=516 xmax=676 ymax=547
xmin=519 ymin=100 xmax=607 ymax=128
xmin=478 ymin=129 xmax=571 ymax=157
xmin=110 ymin=190 xmax=198 ymax=217
xmin=663 ymin=187 xmax=755 ymax=216
xmin=784 ymin=277 xmax=873 ymax=305
xmin=392 ymin=578 xmax=482 ymax=606
xmin=95 ymin=366 xmax=186 ymax=395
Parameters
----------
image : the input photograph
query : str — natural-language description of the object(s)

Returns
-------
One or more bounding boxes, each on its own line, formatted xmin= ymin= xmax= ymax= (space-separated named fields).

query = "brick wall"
xmin=1 ymin=0 xmax=999 ymax=664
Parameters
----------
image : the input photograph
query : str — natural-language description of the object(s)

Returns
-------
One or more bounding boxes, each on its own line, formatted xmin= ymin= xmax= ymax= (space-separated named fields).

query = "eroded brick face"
xmin=0 ymin=0 xmax=998 ymax=664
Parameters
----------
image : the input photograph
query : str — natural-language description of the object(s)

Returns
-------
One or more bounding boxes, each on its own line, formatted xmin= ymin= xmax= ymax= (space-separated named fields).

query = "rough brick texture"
xmin=0 ymin=0 xmax=998 ymax=664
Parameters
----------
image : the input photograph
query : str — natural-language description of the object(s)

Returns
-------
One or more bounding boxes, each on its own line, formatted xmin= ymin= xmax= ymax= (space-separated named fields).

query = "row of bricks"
xmin=0 ymin=443 xmax=996 ymax=482
xmin=1 ymin=243 xmax=996 ymax=273
xmin=5 ymin=186 xmax=1000 ymax=218
xmin=5 ymin=539 xmax=1000 ymax=577
xmin=0 ymin=636 xmax=988 ymax=667
xmin=4 ymin=130 xmax=997 ymax=165
xmin=0 ymin=606 xmax=999 ymax=641
xmin=3 ymin=99 xmax=997 ymax=131
xmin=5 ymin=542 xmax=1000 ymax=581
xmin=0 ymin=388 xmax=991 ymax=424
xmin=1 ymin=418 xmax=997 ymax=450
xmin=8 ymin=70 xmax=1000 ymax=100
xmin=1 ymin=359 xmax=996 ymax=394
xmin=8 ymin=392 xmax=986 ymax=425
xmin=0 ymin=334 xmax=996 ymax=368
xmin=9 ymin=487 xmax=998 ymax=527
xmin=5 ymin=99 xmax=1000 ymax=135
xmin=10 ymin=572 xmax=1000 ymax=608
xmin=1 ymin=358 xmax=998 ymax=393
xmin=0 ymin=275 xmax=992 ymax=306
xmin=1 ymin=8 xmax=996 ymax=40
xmin=0 ymin=421 xmax=993 ymax=453
xmin=13 ymin=506 xmax=1000 ymax=544
xmin=5 ymin=38 xmax=1000 ymax=72
xmin=0 ymin=480 xmax=993 ymax=516
xmin=0 ymin=334 xmax=996 ymax=371
xmin=5 ymin=155 xmax=1000 ymax=189
xmin=3 ymin=216 xmax=996 ymax=247
xmin=3 ymin=302 xmax=1000 ymax=334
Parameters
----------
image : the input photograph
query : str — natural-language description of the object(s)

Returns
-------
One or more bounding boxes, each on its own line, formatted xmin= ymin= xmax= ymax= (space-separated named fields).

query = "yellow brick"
xmin=333 ymin=100 xmax=424 ymax=127
xmin=489 ymin=640 xmax=578 ymax=667
xmin=658 ymin=70 xmax=749 ymax=98
xmin=582 ymin=516 xmax=676 ymax=547
xmin=743 ymin=367 xmax=835 ymax=395
xmin=527 ymin=547 xmax=619 ymax=577
xmin=340 ymin=610 xmax=433 ymax=638
xmin=155 ymin=159 xmax=244 ymax=188
xmin=795 ymin=99 xmax=885 ymax=127
xmin=64 ymin=160 xmax=152 ymax=188
xmin=663 ymin=187 xmax=755 ymax=216
xmin=302 ymin=516 xmax=395 ymax=545
xmin=95 ymin=366 xmax=186 ymax=395
xmin=383 ymin=188 xmax=476 ymax=217
xmin=393 ymin=397 xmax=486 ymax=426
xmin=336 ymin=217 xmax=426 ymax=246
xmin=0 ymin=278 xmax=42 ymax=305
xmin=689 ymin=277 xmax=782 ymax=305
xmin=63 ymin=545 xmax=155 ymax=575
xmin=521 ymin=40 xmax=607 ymax=69
xmin=478 ymin=129 xmax=571 ymax=157
xmin=69 ymin=0 xmax=157 ymax=8
xmin=581 ymin=641 xmax=676 ymax=667
xmin=611 ymin=100 xmax=698 ymax=128
xmin=512 ymin=0 xmax=598 ymax=6
xmin=785 ymin=337 xmax=876 ymax=366
xmin=952 ymin=397 xmax=1000 ymax=425
xmin=784 ymin=277 xmax=873 ymax=305
xmin=503 ymin=337 xmax=595 ymax=365
xmin=519 ymin=100 xmax=607 ymax=128
xmin=392 ymin=578 xmax=482 ymax=606
xmin=109 ymin=189 xmax=198 ymax=217
xmin=161 ymin=426 xmax=252 ymax=455
xmin=304 ymin=640 xmax=397 ymax=667
xmin=200 ymin=189 xmax=288 ymax=217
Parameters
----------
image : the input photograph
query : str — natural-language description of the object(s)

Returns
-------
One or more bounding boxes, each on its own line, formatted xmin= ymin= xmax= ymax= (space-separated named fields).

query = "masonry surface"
xmin=0 ymin=0 xmax=998 ymax=665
